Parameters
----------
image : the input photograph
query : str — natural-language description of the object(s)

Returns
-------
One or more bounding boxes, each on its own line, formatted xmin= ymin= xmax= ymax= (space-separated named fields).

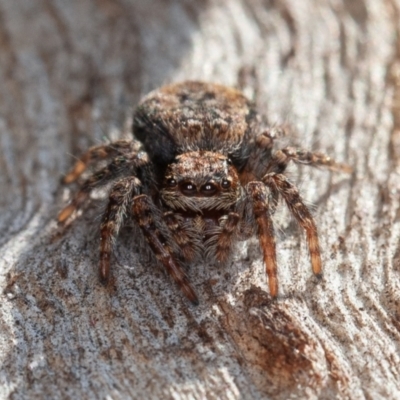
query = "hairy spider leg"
xmin=63 ymin=140 xmax=137 ymax=184
xmin=58 ymin=153 xmax=145 ymax=223
xmin=241 ymin=130 xmax=275 ymax=182
xmin=263 ymin=173 xmax=322 ymax=276
xmin=205 ymin=212 xmax=240 ymax=263
xmin=215 ymin=212 xmax=241 ymax=263
xmin=268 ymin=185 xmax=280 ymax=215
xmin=247 ymin=182 xmax=278 ymax=297
xmin=132 ymin=195 xmax=199 ymax=305
xmin=99 ymin=177 xmax=142 ymax=282
xmin=265 ymin=147 xmax=352 ymax=174
xmin=163 ymin=211 xmax=202 ymax=262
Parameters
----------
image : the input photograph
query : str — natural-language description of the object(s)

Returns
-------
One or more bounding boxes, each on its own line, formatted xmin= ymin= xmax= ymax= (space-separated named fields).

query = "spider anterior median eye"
xmin=181 ymin=182 xmax=196 ymax=195
xmin=201 ymin=183 xmax=217 ymax=195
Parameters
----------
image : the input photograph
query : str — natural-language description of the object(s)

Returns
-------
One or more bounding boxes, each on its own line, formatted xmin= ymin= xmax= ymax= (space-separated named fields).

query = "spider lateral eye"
xmin=166 ymin=178 xmax=177 ymax=187
xmin=221 ymin=179 xmax=231 ymax=189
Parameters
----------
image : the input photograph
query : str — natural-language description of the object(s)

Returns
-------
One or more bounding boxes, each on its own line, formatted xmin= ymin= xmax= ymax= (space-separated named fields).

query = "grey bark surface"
xmin=0 ymin=0 xmax=399 ymax=399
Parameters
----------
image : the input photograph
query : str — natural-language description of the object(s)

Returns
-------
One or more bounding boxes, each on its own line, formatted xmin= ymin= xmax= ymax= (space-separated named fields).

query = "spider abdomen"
xmin=133 ymin=81 xmax=259 ymax=168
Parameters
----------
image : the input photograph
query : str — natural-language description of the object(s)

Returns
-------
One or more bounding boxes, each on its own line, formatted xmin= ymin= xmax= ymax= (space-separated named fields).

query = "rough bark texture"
xmin=1 ymin=1 xmax=400 ymax=399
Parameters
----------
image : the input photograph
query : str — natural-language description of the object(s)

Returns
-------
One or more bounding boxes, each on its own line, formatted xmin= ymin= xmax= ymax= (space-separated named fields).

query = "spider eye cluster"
xmin=165 ymin=176 xmax=232 ymax=196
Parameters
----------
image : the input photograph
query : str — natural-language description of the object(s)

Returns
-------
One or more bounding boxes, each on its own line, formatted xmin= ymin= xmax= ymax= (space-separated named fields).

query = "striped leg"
xmin=99 ymin=177 xmax=142 ymax=282
xmin=205 ymin=212 xmax=240 ymax=264
xmin=58 ymin=154 xmax=147 ymax=224
xmin=163 ymin=211 xmax=201 ymax=262
xmin=263 ymin=173 xmax=322 ymax=276
xmin=247 ymin=182 xmax=278 ymax=297
xmin=265 ymin=147 xmax=352 ymax=174
xmin=132 ymin=195 xmax=199 ymax=305
xmin=268 ymin=185 xmax=280 ymax=215
xmin=63 ymin=140 xmax=137 ymax=183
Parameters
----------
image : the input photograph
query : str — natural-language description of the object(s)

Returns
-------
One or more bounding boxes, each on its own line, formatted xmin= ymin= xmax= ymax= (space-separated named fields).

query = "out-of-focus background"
xmin=1 ymin=1 xmax=399 ymax=399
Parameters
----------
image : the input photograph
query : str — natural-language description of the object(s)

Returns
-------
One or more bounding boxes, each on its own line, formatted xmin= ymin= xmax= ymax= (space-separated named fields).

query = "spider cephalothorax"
xmin=59 ymin=81 xmax=351 ymax=304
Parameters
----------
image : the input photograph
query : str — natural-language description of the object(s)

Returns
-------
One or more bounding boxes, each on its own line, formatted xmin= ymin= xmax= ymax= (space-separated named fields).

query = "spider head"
xmin=160 ymin=151 xmax=242 ymax=212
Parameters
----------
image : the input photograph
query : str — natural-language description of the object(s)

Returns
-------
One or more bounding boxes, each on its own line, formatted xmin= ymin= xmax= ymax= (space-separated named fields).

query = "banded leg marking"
xmin=263 ymin=173 xmax=322 ymax=276
xmin=247 ymin=182 xmax=278 ymax=297
xmin=58 ymin=155 xmax=146 ymax=224
xmin=132 ymin=195 xmax=199 ymax=305
xmin=63 ymin=140 xmax=136 ymax=183
xmin=99 ymin=177 xmax=142 ymax=282
xmin=265 ymin=147 xmax=352 ymax=175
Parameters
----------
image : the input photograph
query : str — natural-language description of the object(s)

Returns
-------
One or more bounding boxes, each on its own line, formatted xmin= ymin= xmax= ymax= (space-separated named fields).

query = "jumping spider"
xmin=59 ymin=81 xmax=351 ymax=304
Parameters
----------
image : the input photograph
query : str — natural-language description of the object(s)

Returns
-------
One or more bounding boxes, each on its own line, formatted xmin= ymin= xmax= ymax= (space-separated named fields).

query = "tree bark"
xmin=1 ymin=0 xmax=399 ymax=399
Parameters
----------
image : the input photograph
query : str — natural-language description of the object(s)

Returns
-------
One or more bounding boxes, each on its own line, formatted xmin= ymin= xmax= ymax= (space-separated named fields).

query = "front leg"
xmin=205 ymin=212 xmax=240 ymax=264
xmin=132 ymin=195 xmax=199 ymax=305
xmin=163 ymin=211 xmax=201 ymax=263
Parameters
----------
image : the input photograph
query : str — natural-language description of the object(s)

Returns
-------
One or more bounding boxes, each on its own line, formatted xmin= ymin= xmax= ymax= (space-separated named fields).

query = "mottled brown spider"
xmin=58 ymin=81 xmax=351 ymax=305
